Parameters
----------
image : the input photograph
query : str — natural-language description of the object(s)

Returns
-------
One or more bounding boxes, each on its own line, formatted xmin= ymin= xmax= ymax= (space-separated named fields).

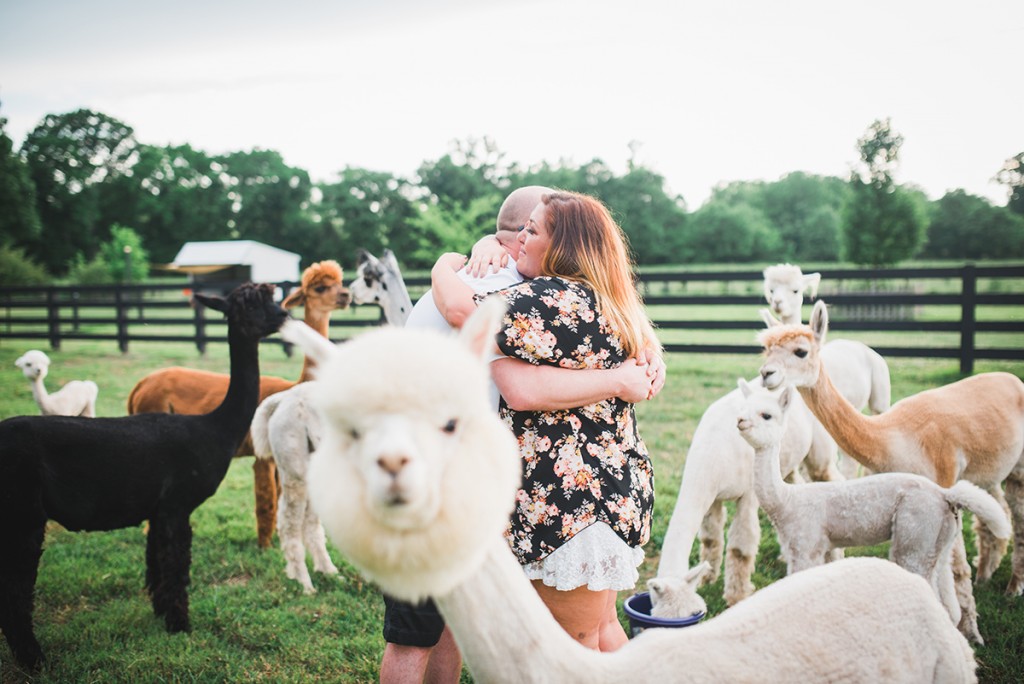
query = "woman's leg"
xmin=598 ymin=590 xmax=628 ymax=652
xmin=531 ymin=580 xmax=616 ymax=651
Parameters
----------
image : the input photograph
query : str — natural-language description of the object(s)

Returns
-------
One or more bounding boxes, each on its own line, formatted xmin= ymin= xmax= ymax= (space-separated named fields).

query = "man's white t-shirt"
xmin=405 ymin=261 xmax=523 ymax=410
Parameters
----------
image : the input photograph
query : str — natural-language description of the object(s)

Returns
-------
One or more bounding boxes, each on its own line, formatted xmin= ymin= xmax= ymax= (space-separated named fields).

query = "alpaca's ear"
xmin=194 ymin=293 xmax=228 ymax=314
xmin=809 ymin=300 xmax=829 ymax=344
xmin=356 ymin=249 xmax=373 ymax=267
xmin=804 ymin=272 xmax=821 ymax=299
xmin=382 ymin=249 xmax=398 ymax=268
xmin=282 ymin=287 xmax=307 ymax=309
xmin=459 ymin=296 xmax=506 ymax=360
xmin=685 ymin=560 xmax=711 ymax=587
xmin=737 ymin=377 xmax=753 ymax=397
xmin=759 ymin=308 xmax=782 ymax=328
xmin=778 ymin=385 xmax=793 ymax=414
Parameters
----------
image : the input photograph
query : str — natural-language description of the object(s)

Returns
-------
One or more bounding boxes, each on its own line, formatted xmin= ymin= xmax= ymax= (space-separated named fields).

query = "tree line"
xmin=2 ymin=104 xmax=1023 ymax=286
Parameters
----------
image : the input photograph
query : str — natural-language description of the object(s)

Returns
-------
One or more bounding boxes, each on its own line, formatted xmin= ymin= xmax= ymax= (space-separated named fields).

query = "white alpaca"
xmin=764 ymin=263 xmax=892 ymax=478
xmin=737 ymin=377 xmax=1010 ymax=637
xmin=15 ymin=350 xmax=98 ymax=417
xmin=250 ymin=250 xmax=413 ymax=593
xmin=654 ymin=375 xmax=821 ymax=606
xmin=279 ymin=300 xmax=977 ymax=684
xmin=647 ymin=561 xmax=709 ymax=619
xmin=251 ymin=383 xmax=338 ymax=593
xmin=759 ymin=300 xmax=1024 ymax=643
xmin=348 ymin=248 xmax=413 ymax=327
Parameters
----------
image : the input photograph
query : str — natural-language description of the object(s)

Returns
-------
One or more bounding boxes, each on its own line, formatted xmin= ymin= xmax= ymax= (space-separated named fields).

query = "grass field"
xmin=0 ymin=331 xmax=1022 ymax=682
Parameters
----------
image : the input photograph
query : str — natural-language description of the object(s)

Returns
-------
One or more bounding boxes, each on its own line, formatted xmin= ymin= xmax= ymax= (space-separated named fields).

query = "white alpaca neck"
xmin=751 ymin=440 xmax=791 ymax=518
xmin=29 ymin=376 xmax=52 ymax=411
xmin=436 ymin=540 xmax=602 ymax=682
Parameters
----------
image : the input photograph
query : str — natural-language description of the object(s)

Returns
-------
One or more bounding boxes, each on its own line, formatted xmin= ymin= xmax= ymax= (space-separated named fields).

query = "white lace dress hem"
xmin=520 ymin=521 xmax=644 ymax=592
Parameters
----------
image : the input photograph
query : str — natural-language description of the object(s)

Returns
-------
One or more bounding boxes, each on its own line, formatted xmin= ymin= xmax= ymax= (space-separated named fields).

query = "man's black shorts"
xmin=382 ymin=594 xmax=446 ymax=647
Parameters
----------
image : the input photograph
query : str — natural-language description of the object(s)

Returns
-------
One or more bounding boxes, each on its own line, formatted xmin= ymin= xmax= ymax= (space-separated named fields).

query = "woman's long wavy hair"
xmin=539 ymin=191 xmax=659 ymax=357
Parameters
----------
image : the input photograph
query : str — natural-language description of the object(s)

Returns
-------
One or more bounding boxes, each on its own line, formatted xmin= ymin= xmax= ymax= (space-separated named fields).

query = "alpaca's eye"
xmin=349 ymin=428 xmax=361 ymax=440
xmin=314 ymin=285 xmax=328 ymax=293
xmin=442 ymin=419 xmax=458 ymax=434
xmin=794 ymin=349 xmax=808 ymax=358
xmin=761 ymin=413 xmax=772 ymax=420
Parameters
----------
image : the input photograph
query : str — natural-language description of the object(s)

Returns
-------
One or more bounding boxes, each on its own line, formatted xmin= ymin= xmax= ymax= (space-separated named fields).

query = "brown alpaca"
xmin=757 ymin=300 xmax=1024 ymax=644
xmin=127 ymin=261 xmax=351 ymax=548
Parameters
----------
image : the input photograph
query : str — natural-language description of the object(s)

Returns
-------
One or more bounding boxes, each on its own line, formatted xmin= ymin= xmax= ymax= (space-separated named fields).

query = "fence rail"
xmin=2 ymin=264 xmax=1022 ymax=373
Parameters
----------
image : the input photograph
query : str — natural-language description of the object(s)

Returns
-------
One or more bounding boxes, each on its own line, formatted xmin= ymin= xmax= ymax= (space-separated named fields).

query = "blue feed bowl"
xmin=623 ymin=591 xmax=705 ymax=637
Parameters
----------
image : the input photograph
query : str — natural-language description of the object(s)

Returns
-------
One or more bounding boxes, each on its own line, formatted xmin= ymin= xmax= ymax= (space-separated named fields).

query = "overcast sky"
xmin=2 ymin=0 xmax=1022 ymax=209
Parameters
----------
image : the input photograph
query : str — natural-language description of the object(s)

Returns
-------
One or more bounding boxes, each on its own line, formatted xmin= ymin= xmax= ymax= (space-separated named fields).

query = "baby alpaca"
xmin=279 ymin=299 xmax=977 ymax=684
xmin=15 ymin=350 xmax=98 ymax=417
xmin=647 ymin=561 xmax=709 ymax=619
xmin=251 ymin=382 xmax=338 ymax=594
xmin=737 ymin=378 xmax=1010 ymax=643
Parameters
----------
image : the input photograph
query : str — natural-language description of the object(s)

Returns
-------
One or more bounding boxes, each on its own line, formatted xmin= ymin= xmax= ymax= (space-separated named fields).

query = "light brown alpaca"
xmin=757 ymin=300 xmax=1024 ymax=643
xmin=127 ymin=261 xmax=351 ymax=548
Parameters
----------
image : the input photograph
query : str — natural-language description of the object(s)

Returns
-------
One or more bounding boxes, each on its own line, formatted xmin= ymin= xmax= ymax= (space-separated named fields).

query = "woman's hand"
xmin=634 ymin=348 xmax=667 ymax=400
xmin=467 ymin=235 xmax=509 ymax=278
xmin=614 ymin=358 xmax=660 ymax=404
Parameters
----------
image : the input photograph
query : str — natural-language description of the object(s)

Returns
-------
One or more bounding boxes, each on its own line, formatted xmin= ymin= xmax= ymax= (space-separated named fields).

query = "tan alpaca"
xmin=757 ymin=300 xmax=1024 ymax=642
xmin=127 ymin=261 xmax=351 ymax=548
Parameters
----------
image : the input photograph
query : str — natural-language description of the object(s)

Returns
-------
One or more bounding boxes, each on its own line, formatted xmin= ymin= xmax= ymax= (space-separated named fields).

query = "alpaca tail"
xmin=946 ymin=481 xmax=1011 ymax=540
xmin=251 ymin=393 xmax=286 ymax=461
xmin=279 ymin=319 xmax=338 ymax=371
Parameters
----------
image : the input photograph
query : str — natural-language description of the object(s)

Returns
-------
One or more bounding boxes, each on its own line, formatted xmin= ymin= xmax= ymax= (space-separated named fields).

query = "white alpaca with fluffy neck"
xmin=282 ymin=298 xmax=977 ymax=684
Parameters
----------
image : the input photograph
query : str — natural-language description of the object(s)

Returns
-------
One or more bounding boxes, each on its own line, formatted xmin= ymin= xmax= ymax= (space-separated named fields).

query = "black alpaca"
xmin=0 ymin=282 xmax=288 ymax=670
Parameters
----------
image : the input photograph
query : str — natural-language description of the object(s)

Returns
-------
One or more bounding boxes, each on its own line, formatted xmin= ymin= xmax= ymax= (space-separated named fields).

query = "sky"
xmin=2 ymin=0 xmax=1022 ymax=209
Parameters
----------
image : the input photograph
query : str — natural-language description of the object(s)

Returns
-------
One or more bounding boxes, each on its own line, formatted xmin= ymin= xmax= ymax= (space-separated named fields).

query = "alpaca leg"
xmin=698 ymin=501 xmax=725 ymax=585
xmin=950 ymin=532 xmax=983 ymax=645
xmin=145 ymin=518 xmax=167 ymax=617
xmin=149 ymin=515 xmax=193 ymax=633
xmin=0 ymin=520 xmax=46 ymax=670
xmin=303 ymin=511 xmax=339 ymax=577
xmin=973 ymin=484 xmax=1011 ymax=582
xmin=723 ymin=494 xmax=759 ymax=606
xmin=1004 ymin=470 xmax=1024 ymax=596
xmin=254 ymin=457 xmax=278 ymax=549
xmin=934 ymin=563 xmax=962 ymax=627
xmin=278 ymin=479 xmax=315 ymax=593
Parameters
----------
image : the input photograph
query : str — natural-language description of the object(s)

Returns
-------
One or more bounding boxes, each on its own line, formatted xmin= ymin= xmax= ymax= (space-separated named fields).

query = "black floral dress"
xmin=492 ymin=276 xmax=654 ymax=565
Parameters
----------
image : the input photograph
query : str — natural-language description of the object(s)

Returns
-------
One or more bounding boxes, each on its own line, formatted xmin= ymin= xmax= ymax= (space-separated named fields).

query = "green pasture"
xmin=0 ymin=325 xmax=1023 ymax=682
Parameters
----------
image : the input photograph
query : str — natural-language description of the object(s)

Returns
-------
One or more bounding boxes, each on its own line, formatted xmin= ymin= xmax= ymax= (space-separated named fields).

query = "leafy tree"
xmin=416 ymin=137 xmax=504 ymax=212
xmin=0 ymin=245 xmax=49 ymax=286
xmin=98 ymin=143 xmax=235 ymax=263
xmin=0 ymin=102 xmax=42 ymax=249
xmin=405 ymin=195 xmax=502 ymax=267
xmin=922 ymin=190 xmax=1024 ymax=259
xmin=20 ymin=109 xmax=137 ymax=274
xmin=842 ymin=119 xmax=927 ymax=265
xmin=994 ymin=152 xmax=1024 ymax=216
xmin=215 ymin=149 xmax=317 ymax=255
xmin=67 ymin=224 xmax=150 ymax=284
xmin=317 ymin=167 xmax=419 ymax=268
xmin=682 ymin=202 xmax=781 ymax=263
xmin=759 ymin=173 xmax=847 ymax=261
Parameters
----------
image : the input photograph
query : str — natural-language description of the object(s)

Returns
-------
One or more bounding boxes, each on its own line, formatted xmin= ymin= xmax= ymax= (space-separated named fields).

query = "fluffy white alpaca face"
xmin=14 ymin=350 xmax=50 ymax=380
xmin=736 ymin=381 xmax=789 ymax=450
xmin=762 ymin=264 xmax=820 ymax=323
xmin=648 ymin=561 xmax=710 ymax=619
xmin=348 ymin=252 xmax=386 ymax=306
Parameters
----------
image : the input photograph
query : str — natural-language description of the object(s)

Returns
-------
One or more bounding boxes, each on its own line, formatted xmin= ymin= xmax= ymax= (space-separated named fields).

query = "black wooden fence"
xmin=1 ymin=265 xmax=1022 ymax=374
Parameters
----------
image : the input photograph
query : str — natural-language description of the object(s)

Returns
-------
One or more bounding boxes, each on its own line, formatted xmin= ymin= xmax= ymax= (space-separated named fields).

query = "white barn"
xmin=167 ymin=240 xmax=301 ymax=285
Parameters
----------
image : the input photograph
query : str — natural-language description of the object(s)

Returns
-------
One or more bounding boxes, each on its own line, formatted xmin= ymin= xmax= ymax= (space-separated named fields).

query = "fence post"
xmin=115 ymin=286 xmax=130 ymax=354
xmin=47 ymin=287 xmax=61 ymax=351
xmin=959 ymin=264 xmax=977 ymax=375
xmin=194 ymin=301 xmax=207 ymax=355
